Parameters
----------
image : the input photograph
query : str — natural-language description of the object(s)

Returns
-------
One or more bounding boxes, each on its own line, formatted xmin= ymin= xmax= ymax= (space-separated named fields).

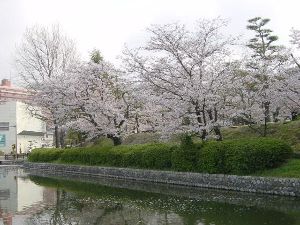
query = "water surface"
xmin=1 ymin=166 xmax=300 ymax=225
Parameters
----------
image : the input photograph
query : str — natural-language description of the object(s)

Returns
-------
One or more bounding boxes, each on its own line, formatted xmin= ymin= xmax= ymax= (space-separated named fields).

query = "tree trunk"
xmin=213 ymin=127 xmax=222 ymax=141
xmin=59 ymin=128 xmax=65 ymax=148
xmin=135 ymin=114 xmax=140 ymax=133
xmin=213 ymin=107 xmax=222 ymax=141
xmin=201 ymin=129 xmax=207 ymax=141
xmin=291 ymin=111 xmax=298 ymax=121
xmin=107 ymin=134 xmax=122 ymax=146
xmin=207 ymin=108 xmax=222 ymax=141
xmin=201 ymin=102 xmax=208 ymax=141
xmin=263 ymin=101 xmax=270 ymax=137
xmin=263 ymin=116 xmax=267 ymax=137
xmin=194 ymin=102 xmax=207 ymax=141
xmin=54 ymin=121 xmax=59 ymax=148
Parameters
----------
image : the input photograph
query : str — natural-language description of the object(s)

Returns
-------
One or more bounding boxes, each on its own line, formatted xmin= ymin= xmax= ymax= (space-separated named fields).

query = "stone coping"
xmin=23 ymin=162 xmax=300 ymax=197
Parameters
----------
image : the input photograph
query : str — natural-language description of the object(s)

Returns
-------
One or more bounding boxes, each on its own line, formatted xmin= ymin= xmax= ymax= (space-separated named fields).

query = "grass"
xmin=222 ymin=120 xmax=300 ymax=152
xmin=253 ymin=159 xmax=300 ymax=178
xmin=120 ymin=121 xmax=300 ymax=151
xmin=122 ymin=133 xmax=162 ymax=145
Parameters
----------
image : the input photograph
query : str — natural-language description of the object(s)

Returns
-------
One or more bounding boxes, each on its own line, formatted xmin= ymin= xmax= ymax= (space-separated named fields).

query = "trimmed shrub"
xmin=113 ymin=143 xmax=175 ymax=169
xmin=59 ymin=146 xmax=115 ymax=165
xmin=198 ymin=138 xmax=292 ymax=175
xmin=28 ymin=148 xmax=63 ymax=162
xmin=29 ymin=143 xmax=175 ymax=170
xmin=172 ymin=135 xmax=202 ymax=171
xmin=28 ymin=138 xmax=292 ymax=175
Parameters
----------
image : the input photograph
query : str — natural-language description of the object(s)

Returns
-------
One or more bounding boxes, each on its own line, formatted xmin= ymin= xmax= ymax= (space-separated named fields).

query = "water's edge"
xmin=23 ymin=162 xmax=300 ymax=197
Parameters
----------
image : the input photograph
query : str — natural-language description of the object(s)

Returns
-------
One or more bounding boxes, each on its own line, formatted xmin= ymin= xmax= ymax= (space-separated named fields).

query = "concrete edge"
xmin=23 ymin=162 xmax=300 ymax=197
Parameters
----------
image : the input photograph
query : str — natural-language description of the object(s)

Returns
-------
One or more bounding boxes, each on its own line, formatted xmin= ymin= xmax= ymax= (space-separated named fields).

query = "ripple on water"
xmin=0 ymin=167 xmax=300 ymax=225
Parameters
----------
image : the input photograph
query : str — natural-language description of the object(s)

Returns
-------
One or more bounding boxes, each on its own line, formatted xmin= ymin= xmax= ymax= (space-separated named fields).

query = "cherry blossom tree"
xmin=15 ymin=24 xmax=79 ymax=147
xmin=228 ymin=58 xmax=283 ymax=130
xmin=278 ymin=69 xmax=300 ymax=120
xmin=286 ymin=28 xmax=300 ymax=119
xmin=123 ymin=18 xmax=236 ymax=140
xmin=290 ymin=28 xmax=300 ymax=69
xmin=15 ymin=19 xmax=300 ymax=146
xmin=59 ymin=58 xmax=133 ymax=145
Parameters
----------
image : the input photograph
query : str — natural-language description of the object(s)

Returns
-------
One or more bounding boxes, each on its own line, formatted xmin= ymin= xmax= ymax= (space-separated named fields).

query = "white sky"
xmin=1 ymin=0 xmax=300 ymax=82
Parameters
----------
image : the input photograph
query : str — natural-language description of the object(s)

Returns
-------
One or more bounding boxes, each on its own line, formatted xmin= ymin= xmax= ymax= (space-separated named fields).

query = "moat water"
xmin=1 ymin=166 xmax=300 ymax=225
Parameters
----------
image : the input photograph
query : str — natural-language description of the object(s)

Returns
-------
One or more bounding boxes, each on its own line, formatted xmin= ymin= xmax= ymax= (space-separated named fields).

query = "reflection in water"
xmin=0 ymin=166 xmax=300 ymax=225
xmin=0 ymin=167 xmax=56 ymax=225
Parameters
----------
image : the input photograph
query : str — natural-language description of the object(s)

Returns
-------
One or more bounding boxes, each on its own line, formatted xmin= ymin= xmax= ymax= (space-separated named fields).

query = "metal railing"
xmin=4 ymin=153 xmax=29 ymax=160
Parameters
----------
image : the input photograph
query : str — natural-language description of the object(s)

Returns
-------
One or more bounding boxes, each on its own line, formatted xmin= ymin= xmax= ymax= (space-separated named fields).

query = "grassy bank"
xmin=253 ymin=159 xmax=300 ymax=178
xmin=122 ymin=120 xmax=300 ymax=152
xmin=222 ymin=120 xmax=300 ymax=152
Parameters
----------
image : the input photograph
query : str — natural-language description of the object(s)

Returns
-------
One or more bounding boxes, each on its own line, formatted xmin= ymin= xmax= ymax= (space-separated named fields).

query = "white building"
xmin=0 ymin=79 xmax=53 ymax=154
xmin=0 ymin=101 xmax=50 ymax=154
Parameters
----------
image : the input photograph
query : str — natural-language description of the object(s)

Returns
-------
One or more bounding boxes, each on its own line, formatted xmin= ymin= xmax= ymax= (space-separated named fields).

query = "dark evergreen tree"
xmin=246 ymin=17 xmax=285 ymax=136
xmin=247 ymin=17 xmax=279 ymax=60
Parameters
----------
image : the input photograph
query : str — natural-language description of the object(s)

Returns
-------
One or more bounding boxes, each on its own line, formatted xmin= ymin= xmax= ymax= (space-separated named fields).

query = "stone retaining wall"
xmin=23 ymin=162 xmax=300 ymax=197
xmin=0 ymin=160 xmax=24 ymax=165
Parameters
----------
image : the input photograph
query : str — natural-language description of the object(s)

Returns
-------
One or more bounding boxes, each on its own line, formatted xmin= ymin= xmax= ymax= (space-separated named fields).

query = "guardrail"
xmin=4 ymin=153 xmax=29 ymax=160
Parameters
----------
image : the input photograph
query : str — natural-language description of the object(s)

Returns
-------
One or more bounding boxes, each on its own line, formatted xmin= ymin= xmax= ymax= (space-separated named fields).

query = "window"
xmin=0 ymin=122 xmax=9 ymax=131
xmin=0 ymin=134 xmax=5 ymax=147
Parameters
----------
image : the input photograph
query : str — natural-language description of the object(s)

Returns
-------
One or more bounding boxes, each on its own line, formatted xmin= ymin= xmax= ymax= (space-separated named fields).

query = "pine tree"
xmin=246 ymin=17 xmax=284 ymax=136
xmin=247 ymin=17 xmax=279 ymax=60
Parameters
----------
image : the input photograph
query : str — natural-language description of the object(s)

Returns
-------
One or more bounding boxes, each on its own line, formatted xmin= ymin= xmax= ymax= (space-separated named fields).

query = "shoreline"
xmin=23 ymin=162 xmax=300 ymax=197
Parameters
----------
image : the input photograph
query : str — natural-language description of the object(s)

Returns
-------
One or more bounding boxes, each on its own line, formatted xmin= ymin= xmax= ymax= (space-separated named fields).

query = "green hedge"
xmin=28 ymin=138 xmax=292 ymax=175
xmin=172 ymin=135 xmax=202 ymax=171
xmin=198 ymin=138 xmax=292 ymax=174
xmin=29 ymin=143 xmax=176 ymax=170
xmin=28 ymin=148 xmax=63 ymax=162
xmin=113 ymin=143 xmax=175 ymax=169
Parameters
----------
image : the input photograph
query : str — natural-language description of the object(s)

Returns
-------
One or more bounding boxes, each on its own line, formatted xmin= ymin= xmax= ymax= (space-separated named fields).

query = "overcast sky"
xmin=1 ymin=0 xmax=300 ymax=82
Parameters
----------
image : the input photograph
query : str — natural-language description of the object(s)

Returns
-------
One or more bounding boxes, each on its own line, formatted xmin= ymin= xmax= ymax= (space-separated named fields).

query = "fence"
xmin=4 ymin=153 xmax=29 ymax=160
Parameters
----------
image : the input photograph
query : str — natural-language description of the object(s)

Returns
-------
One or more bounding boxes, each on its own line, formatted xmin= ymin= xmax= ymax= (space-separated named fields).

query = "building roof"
xmin=17 ymin=130 xmax=45 ymax=136
xmin=0 ymin=79 xmax=32 ymax=102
